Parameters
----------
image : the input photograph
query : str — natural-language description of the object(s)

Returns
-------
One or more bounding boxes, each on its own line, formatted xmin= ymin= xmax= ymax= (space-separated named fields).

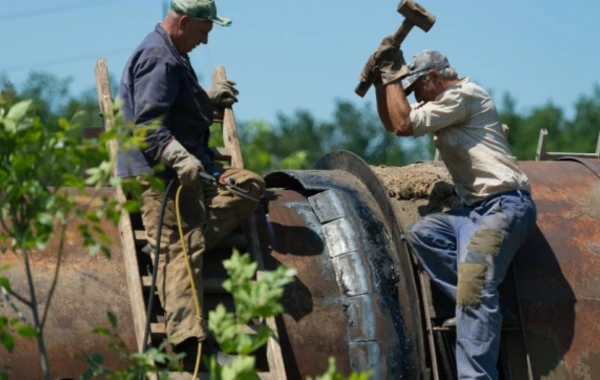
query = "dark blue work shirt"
xmin=117 ymin=24 xmax=215 ymax=180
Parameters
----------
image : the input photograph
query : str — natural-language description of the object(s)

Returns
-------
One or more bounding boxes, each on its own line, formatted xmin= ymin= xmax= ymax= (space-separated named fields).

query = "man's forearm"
xmin=376 ymin=86 xmax=394 ymax=132
xmin=143 ymin=124 xmax=176 ymax=162
xmin=384 ymin=82 xmax=413 ymax=136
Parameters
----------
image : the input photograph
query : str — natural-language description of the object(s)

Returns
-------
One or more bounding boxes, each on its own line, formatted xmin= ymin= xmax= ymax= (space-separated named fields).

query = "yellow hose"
xmin=175 ymin=185 xmax=203 ymax=378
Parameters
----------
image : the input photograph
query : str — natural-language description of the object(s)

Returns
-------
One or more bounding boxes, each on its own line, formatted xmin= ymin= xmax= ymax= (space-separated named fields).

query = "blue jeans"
xmin=406 ymin=190 xmax=537 ymax=380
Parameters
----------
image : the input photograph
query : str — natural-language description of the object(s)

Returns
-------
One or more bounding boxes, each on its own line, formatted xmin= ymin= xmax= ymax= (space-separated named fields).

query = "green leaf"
xmin=0 ymin=331 xmax=14 ymax=353
xmin=6 ymin=100 xmax=31 ymax=122
xmin=220 ymin=355 xmax=257 ymax=380
xmin=107 ymin=311 xmax=117 ymax=328
xmin=123 ymin=200 xmax=140 ymax=213
xmin=16 ymin=325 xmax=38 ymax=337
xmin=0 ymin=264 xmax=14 ymax=272
xmin=88 ymin=353 xmax=104 ymax=365
xmin=101 ymin=245 xmax=112 ymax=259
xmin=37 ymin=212 xmax=54 ymax=227
xmin=35 ymin=238 xmax=48 ymax=250
xmin=0 ymin=277 xmax=10 ymax=291
xmin=3 ymin=119 xmax=16 ymax=133
xmin=92 ymin=327 xmax=111 ymax=336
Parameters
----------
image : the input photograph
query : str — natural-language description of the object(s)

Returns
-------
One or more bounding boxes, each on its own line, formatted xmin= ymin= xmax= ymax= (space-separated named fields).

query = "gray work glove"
xmin=160 ymin=140 xmax=204 ymax=187
xmin=206 ymin=80 xmax=239 ymax=108
xmin=372 ymin=36 xmax=409 ymax=87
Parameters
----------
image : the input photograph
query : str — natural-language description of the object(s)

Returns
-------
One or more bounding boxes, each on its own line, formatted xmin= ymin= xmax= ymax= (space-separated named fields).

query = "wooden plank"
xmin=142 ymin=276 xmax=232 ymax=294
xmin=535 ymin=129 xmax=548 ymax=161
xmin=596 ymin=130 xmax=600 ymax=157
xmin=210 ymin=65 xmax=286 ymax=379
xmin=151 ymin=322 xmax=257 ymax=335
xmin=211 ymin=146 xmax=232 ymax=161
xmin=211 ymin=66 xmax=244 ymax=169
xmin=416 ymin=267 xmax=440 ymax=380
xmin=154 ymin=371 xmax=276 ymax=380
xmin=95 ymin=58 xmax=147 ymax=353
xmin=134 ymin=229 xmax=147 ymax=244
xmin=137 ymin=229 xmax=247 ymax=249
xmin=257 ymin=271 xmax=287 ymax=380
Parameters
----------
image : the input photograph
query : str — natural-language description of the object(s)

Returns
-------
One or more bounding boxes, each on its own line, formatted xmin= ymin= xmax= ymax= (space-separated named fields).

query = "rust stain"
xmin=517 ymin=159 xmax=600 ymax=380
xmin=0 ymin=187 xmax=135 ymax=380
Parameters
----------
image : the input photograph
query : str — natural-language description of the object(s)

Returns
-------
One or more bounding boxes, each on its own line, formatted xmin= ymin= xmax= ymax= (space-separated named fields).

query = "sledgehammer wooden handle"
xmin=355 ymin=21 xmax=415 ymax=98
xmin=355 ymin=0 xmax=436 ymax=98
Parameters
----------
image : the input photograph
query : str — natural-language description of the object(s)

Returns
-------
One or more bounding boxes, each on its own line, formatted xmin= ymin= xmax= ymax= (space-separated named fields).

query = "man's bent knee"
xmin=457 ymin=262 xmax=487 ymax=306
xmin=405 ymin=219 xmax=428 ymax=246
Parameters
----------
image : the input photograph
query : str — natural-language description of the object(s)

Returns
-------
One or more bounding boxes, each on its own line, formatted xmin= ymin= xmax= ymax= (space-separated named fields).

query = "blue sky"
xmin=2 ymin=0 xmax=600 ymax=124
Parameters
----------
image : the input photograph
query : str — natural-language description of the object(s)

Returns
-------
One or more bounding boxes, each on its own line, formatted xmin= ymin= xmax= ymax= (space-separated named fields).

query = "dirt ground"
xmin=370 ymin=162 xmax=457 ymax=229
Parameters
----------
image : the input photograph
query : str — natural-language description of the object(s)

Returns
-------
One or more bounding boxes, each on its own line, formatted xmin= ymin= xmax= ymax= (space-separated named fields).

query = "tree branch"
xmin=22 ymin=247 xmax=51 ymax=380
xmin=0 ymin=209 xmax=10 ymax=234
xmin=1 ymin=287 xmax=30 ymax=325
xmin=40 ymin=223 xmax=66 ymax=331
xmin=2 ymin=286 xmax=31 ymax=307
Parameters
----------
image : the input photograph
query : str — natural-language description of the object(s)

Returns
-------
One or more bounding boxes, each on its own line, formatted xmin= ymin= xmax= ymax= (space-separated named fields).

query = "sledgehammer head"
xmin=398 ymin=0 xmax=436 ymax=32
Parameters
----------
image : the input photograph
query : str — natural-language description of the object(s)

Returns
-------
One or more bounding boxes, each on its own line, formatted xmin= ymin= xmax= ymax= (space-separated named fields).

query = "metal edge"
xmin=557 ymin=157 xmax=600 ymax=180
xmin=311 ymin=150 xmax=427 ymax=379
xmin=264 ymin=164 xmax=424 ymax=378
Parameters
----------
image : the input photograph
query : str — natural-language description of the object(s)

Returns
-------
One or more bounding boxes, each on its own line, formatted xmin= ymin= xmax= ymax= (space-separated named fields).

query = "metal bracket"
xmin=536 ymin=128 xmax=600 ymax=161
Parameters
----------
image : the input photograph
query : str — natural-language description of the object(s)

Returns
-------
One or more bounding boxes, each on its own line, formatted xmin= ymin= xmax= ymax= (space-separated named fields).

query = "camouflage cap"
xmin=169 ymin=0 xmax=231 ymax=26
xmin=401 ymin=50 xmax=451 ymax=95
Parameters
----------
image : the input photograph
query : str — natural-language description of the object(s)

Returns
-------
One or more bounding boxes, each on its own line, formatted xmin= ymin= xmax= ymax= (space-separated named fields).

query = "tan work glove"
xmin=359 ymin=53 xmax=383 ymax=87
xmin=206 ymin=80 xmax=239 ymax=108
xmin=160 ymin=140 xmax=204 ymax=187
xmin=372 ymin=36 xmax=409 ymax=87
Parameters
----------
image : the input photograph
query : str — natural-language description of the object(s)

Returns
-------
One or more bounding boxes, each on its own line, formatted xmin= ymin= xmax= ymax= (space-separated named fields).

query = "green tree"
xmin=564 ymin=84 xmax=600 ymax=153
xmin=0 ymin=87 xmax=153 ymax=379
xmin=236 ymin=99 xmax=435 ymax=176
xmin=499 ymin=86 xmax=600 ymax=160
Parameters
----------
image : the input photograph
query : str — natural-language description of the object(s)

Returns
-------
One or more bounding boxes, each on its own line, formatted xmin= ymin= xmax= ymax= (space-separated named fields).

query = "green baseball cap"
xmin=169 ymin=0 xmax=232 ymax=26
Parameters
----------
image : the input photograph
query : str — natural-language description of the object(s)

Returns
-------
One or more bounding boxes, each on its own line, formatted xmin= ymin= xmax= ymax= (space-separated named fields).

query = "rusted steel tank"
xmin=257 ymin=151 xmax=600 ymax=380
xmin=0 ymin=188 xmax=136 ymax=380
xmin=3 ymin=153 xmax=600 ymax=380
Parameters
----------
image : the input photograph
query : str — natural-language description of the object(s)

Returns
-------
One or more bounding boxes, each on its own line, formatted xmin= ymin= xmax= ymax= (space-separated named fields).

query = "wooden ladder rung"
xmin=151 ymin=322 xmax=259 ymax=337
xmin=142 ymin=276 xmax=233 ymax=294
xmin=134 ymin=230 xmax=147 ymax=245
xmin=159 ymin=371 xmax=276 ymax=380
xmin=136 ymin=230 xmax=248 ymax=250
xmin=212 ymin=146 xmax=232 ymax=161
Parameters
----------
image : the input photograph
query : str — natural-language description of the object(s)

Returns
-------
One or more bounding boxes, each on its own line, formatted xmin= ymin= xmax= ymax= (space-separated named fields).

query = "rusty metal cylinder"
xmin=258 ymin=152 xmax=600 ymax=380
xmin=2 ymin=154 xmax=600 ymax=380
xmin=0 ymin=188 xmax=136 ymax=380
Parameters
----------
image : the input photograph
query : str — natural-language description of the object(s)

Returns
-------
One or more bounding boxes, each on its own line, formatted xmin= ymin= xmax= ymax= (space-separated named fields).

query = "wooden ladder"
xmin=94 ymin=58 xmax=286 ymax=380
xmin=412 ymin=254 xmax=533 ymax=380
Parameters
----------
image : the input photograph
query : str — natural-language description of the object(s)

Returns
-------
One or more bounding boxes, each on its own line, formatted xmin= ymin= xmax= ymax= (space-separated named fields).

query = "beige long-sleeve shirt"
xmin=410 ymin=77 xmax=531 ymax=205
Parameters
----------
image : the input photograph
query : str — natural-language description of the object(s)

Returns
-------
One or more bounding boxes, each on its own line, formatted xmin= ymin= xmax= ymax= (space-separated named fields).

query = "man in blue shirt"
xmin=118 ymin=0 xmax=265 ymax=367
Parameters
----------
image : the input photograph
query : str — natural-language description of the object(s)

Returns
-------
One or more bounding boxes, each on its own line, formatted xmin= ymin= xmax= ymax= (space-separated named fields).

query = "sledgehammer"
xmin=355 ymin=0 xmax=436 ymax=97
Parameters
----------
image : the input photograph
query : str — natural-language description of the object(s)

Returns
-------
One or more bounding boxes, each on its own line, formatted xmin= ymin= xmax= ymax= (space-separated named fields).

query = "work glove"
xmin=160 ymin=140 xmax=204 ymax=187
xmin=359 ymin=53 xmax=383 ymax=88
xmin=372 ymin=36 xmax=409 ymax=87
xmin=206 ymin=80 xmax=239 ymax=108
